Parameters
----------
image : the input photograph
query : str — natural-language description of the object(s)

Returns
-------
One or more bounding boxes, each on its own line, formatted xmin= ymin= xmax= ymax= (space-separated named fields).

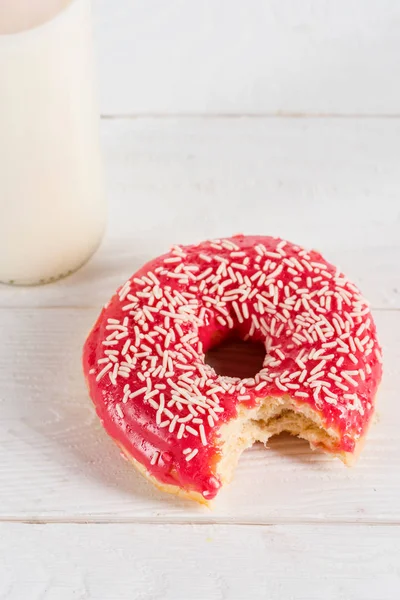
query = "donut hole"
xmin=205 ymin=334 xmax=266 ymax=379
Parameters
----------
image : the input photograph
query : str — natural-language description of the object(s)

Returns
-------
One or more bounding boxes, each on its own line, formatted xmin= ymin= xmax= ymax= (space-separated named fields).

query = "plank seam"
xmin=1 ymin=517 xmax=400 ymax=526
xmin=100 ymin=113 xmax=400 ymax=120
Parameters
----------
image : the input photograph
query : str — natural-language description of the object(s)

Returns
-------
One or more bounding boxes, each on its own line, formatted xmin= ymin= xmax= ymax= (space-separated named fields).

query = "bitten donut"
xmin=83 ymin=235 xmax=382 ymax=503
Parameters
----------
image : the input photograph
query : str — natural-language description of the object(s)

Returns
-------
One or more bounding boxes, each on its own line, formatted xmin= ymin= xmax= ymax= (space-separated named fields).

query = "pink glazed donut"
xmin=83 ymin=235 xmax=382 ymax=503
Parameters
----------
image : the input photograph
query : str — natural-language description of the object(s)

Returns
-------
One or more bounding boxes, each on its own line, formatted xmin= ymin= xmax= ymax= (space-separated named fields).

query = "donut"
xmin=83 ymin=235 xmax=382 ymax=503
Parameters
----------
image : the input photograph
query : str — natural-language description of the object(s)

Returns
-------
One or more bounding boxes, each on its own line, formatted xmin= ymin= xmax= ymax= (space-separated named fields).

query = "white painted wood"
xmin=3 ymin=5 xmax=400 ymax=587
xmin=0 ymin=308 xmax=397 ymax=523
xmin=1 ymin=523 xmax=399 ymax=600
xmin=2 ymin=117 xmax=399 ymax=308
xmin=92 ymin=0 xmax=400 ymax=115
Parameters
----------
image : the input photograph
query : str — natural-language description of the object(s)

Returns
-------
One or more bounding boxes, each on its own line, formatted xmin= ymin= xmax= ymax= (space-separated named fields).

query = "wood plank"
xmin=1 ymin=523 xmax=399 ymax=600
xmin=93 ymin=0 xmax=400 ymax=115
xmin=1 ymin=117 xmax=399 ymax=308
xmin=0 ymin=308 xmax=397 ymax=523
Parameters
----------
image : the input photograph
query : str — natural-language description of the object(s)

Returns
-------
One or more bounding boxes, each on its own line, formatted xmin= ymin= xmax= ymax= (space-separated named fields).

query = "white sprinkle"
xmin=129 ymin=387 xmax=147 ymax=399
xmin=348 ymin=353 xmax=357 ymax=364
xmin=117 ymin=371 xmax=129 ymax=379
xmin=360 ymin=335 xmax=370 ymax=347
xmin=322 ymin=341 xmax=337 ymax=349
xmin=348 ymin=336 xmax=357 ymax=353
xmin=186 ymin=425 xmax=199 ymax=436
xmin=332 ymin=318 xmax=343 ymax=336
xmin=275 ymin=379 xmax=288 ymax=392
xmin=307 ymin=370 xmax=326 ymax=383
xmin=251 ymin=270 xmax=263 ymax=283
xmin=177 ymin=423 xmax=186 ymax=439
xmin=164 ymin=331 xmax=173 ymax=349
xmin=98 ymin=357 xmax=111 ymax=364
xmin=264 ymin=250 xmax=281 ymax=259
xmin=294 ymin=391 xmax=309 ymax=398
xmin=323 ymin=387 xmax=338 ymax=400
xmin=150 ymin=452 xmax=159 ymax=466
xmin=296 ymin=369 xmax=307 ymax=384
xmin=275 ymin=240 xmax=287 ymax=251
xmin=295 ymin=357 xmax=306 ymax=370
xmin=232 ymin=300 xmax=244 ymax=324
xmin=105 ymin=324 xmax=127 ymax=334
xmin=199 ymin=424 xmax=207 ymax=446
xmin=221 ymin=239 xmax=240 ymax=251
xmin=96 ymin=362 xmax=112 ymax=382
xmin=231 ymin=262 xmax=247 ymax=270
xmin=342 ymin=372 xmax=358 ymax=387
xmin=310 ymin=360 xmax=326 ymax=375
xmin=286 ymin=383 xmax=300 ymax=389
xmin=168 ymin=415 xmax=178 ymax=433
xmin=241 ymin=302 xmax=249 ymax=319
xmin=118 ymin=282 xmax=131 ymax=301
xmin=327 ymin=372 xmax=342 ymax=382
xmin=335 ymin=381 xmax=349 ymax=391
xmin=185 ymin=448 xmax=199 ymax=462
xmin=356 ymin=323 xmax=366 ymax=337
xmin=147 ymin=272 xmax=160 ymax=286
xmin=196 ymin=267 xmax=213 ymax=281
xmin=122 ymin=339 xmax=131 ymax=356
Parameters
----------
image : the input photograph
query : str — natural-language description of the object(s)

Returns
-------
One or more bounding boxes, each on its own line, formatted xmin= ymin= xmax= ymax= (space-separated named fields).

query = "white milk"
xmin=0 ymin=0 xmax=71 ymax=34
xmin=0 ymin=0 xmax=106 ymax=284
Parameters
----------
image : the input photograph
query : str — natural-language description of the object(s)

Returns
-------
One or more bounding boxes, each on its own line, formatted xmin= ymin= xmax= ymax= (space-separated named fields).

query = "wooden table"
xmin=1 ymin=2 xmax=400 ymax=598
xmin=1 ymin=116 xmax=399 ymax=599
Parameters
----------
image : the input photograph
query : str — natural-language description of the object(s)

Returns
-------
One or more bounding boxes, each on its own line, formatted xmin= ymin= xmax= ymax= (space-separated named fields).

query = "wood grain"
xmin=1 ymin=115 xmax=399 ymax=593
xmin=0 ymin=308 xmax=397 ymax=523
xmin=1 ymin=117 xmax=399 ymax=309
xmin=1 ymin=523 xmax=399 ymax=600
xmin=93 ymin=0 xmax=400 ymax=116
